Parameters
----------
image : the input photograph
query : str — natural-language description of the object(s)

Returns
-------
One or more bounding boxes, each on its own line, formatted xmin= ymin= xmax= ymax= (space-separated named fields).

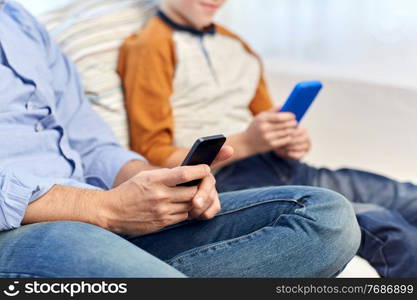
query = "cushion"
xmin=40 ymin=0 xmax=157 ymax=148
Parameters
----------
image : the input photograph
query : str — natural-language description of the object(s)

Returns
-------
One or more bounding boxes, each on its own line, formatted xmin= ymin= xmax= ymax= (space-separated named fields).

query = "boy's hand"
xmin=274 ymin=127 xmax=312 ymax=161
xmin=242 ymin=108 xmax=297 ymax=155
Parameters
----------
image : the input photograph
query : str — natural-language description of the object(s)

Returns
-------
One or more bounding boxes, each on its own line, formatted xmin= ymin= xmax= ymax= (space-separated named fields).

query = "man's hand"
xmin=103 ymin=166 xmax=207 ymax=235
xmin=22 ymin=147 xmax=233 ymax=237
xmin=274 ymin=127 xmax=312 ymax=161
xmin=103 ymin=146 xmax=233 ymax=236
xmin=241 ymin=108 xmax=297 ymax=155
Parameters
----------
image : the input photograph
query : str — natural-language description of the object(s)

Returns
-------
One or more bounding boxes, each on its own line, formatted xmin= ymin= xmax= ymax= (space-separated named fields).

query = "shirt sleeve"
xmin=249 ymin=73 xmax=274 ymax=115
xmin=118 ymin=22 xmax=179 ymax=166
xmin=0 ymin=167 xmax=100 ymax=231
xmin=28 ymin=6 xmax=145 ymax=189
xmin=0 ymin=2 xmax=145 ymax=231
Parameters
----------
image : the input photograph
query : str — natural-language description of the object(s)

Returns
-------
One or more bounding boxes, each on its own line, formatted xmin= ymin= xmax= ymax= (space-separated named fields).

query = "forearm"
xmin=163 ymin=133 xmax=255 ymax=171
xmin=163 ymin=148 xmax=189 ymax=168
xmin=22 ymin=185 xmax=110 ymax=229
xmin=213 ymin=132 xmax=255 ymax=169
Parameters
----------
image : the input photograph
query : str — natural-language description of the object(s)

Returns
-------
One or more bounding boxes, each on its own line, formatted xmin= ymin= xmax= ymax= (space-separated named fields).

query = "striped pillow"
xmin=40 ymin=0 xmax=157 ymax=148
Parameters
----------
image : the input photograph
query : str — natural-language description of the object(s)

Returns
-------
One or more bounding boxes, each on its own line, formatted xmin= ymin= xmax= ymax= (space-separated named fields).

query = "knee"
xmin=3 ymin=222 xmax=184 ymax=278
xmin=15 ymin=221 xmax=127 ymax=276
xmin=297 ymin=187 xmax=361 ymax=277
xmin=357 ymin=208 xmax=417 ymax=277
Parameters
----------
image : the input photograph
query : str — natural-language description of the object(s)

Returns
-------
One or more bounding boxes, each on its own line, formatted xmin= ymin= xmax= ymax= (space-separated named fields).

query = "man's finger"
xmin=166 ymin=185 xmax=198 ymax=203
xmin=199 ymin=190 xmax=221 ymax=220
xmin=212 ymin=145 xmax=234 ymax=166
xmin=166 ymin=212 xmax=190 ymax=226
xmin=158 ymin=165 xmax=211 ymax=187
xmin=168 ymin=202 xmax=193 ymax=215
xmin=188 ymin=175 xmax=216 ymax=218
xmin=192 ymin=174 xmax=216 ymax=209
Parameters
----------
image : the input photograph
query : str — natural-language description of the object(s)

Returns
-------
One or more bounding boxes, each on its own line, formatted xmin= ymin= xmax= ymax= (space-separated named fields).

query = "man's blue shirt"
xmin=0 ymin=0 xmax=145 ymax=230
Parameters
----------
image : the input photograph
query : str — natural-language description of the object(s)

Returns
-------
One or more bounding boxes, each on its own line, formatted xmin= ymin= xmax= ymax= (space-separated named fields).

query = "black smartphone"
xmin=177 ymin=134 xmax=227 ymax=187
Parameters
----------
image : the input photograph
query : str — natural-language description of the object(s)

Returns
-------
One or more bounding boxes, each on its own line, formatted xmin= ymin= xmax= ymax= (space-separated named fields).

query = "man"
xmin=0 ymin=0 xmax=359 ymax=277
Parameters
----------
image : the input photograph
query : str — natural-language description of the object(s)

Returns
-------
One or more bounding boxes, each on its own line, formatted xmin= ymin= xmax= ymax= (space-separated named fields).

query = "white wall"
xmin=216 ymin=0 xmax=417 ymax=88
xmin=216 ymin=0 xmax=417 ymax=183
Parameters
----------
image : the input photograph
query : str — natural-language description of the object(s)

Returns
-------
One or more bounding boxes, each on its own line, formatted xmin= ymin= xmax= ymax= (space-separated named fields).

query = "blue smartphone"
xmin=280 ymin=81 xmax=323 ymax=123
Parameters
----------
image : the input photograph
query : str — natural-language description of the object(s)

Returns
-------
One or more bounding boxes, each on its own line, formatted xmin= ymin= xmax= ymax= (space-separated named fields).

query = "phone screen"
xmin=178 ymin=135 xmax=226 ymax=186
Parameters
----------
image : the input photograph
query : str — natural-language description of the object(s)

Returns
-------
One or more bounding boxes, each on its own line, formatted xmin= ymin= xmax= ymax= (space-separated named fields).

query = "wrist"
xmin=231 ymin=131 xmax=256 ymax=159
xmin=113 ymin=160 xmax=155 ymax=188
xmin=91 ymin=189 xmax=120 ymax=232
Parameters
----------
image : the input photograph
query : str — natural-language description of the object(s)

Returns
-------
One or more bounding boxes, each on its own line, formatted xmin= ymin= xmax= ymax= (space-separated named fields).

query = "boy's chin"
xmin=195 ymin=20 xmax=214 ymax=30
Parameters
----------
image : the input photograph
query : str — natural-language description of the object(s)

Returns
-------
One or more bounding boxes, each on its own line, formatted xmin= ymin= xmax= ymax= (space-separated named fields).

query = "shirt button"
xmin=35 ymin=122 xmax=44 ymax=132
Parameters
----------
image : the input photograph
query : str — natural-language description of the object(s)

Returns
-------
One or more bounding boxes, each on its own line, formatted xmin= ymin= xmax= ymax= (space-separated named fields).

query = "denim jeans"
xmin=215 ymin=152 xmax=417 ymax=277
xmin=0 ymin=187 xmax=360 ymax=278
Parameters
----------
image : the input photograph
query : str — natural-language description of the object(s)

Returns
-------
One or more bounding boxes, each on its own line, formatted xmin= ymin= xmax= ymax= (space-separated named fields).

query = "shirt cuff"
xmin=84 ymin=147 xmax=146 ymax=190
xmin=29 ymin=178 xmax=102 ymax=204
xmin=0 ymin=171 xmax=33 ymax=230
xmin=0 ymin=169 xmax=104 ymax=231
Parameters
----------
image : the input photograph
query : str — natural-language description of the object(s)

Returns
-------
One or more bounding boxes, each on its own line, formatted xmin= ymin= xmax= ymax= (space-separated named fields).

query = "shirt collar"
xmin=157 ymin=9 xmax=216 ymax=36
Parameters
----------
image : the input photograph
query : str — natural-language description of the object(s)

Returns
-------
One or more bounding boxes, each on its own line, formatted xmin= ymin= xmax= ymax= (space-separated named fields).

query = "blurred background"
xmin=16 ymin=0 xmax=417 ymax=183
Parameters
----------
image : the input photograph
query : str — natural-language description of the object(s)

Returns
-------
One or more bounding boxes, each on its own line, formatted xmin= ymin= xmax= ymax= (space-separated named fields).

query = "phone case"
xmin=280 ymin=81 xmax=323 ymax=122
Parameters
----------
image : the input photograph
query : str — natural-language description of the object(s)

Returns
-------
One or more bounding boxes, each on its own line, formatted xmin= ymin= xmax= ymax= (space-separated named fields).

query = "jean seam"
xmin=216 ymin=197 xmax=305 ymax=218
xmin=167 ymin=198 xmax=307 ymax=265
xmin=167 ymin=226 xmax=270 ymax=266
xmin=0 ymin=272 xmax=44 ymax=278
xmin=359 ymin=225 xmax=387 ymax=277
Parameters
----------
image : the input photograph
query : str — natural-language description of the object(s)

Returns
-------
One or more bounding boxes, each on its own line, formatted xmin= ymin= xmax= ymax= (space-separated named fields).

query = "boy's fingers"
xmin=268 ymin=121 xmax=298 ymax=132
xmin=272 ymin=105 xmax=282 ymax=112
xmin=289 ymin=134 xmax=309 ymax=144
xmin=287 ymin=142 xmax=310 ymax=152
xmin=287 ymin=150 xmax=307 ymax=160
xmin=264 ymin=112 xmax=296 ymax=123
xmin=265 ymin=129 xmax=295 ymax=140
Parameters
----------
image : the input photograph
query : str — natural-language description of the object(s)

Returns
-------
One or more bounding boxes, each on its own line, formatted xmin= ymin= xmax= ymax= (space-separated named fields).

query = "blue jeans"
xmin=215 ymin=152 xmax=417 ymax=277
xmin=0 ymin=187 xmax=360 ymax=278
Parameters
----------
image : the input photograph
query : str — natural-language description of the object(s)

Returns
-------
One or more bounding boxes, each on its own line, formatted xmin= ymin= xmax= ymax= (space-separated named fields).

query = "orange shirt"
xmin=118 ymin=14 xmax=273 ymax=166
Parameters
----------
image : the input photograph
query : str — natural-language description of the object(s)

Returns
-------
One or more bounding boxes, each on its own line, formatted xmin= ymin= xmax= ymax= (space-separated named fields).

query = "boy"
xmin=118 ymin=0 xmax=417 ymax=277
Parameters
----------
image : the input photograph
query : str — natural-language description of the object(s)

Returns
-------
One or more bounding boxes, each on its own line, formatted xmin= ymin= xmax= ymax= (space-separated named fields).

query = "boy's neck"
xmin=159 ymin=5 xmax=203 ymax=31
